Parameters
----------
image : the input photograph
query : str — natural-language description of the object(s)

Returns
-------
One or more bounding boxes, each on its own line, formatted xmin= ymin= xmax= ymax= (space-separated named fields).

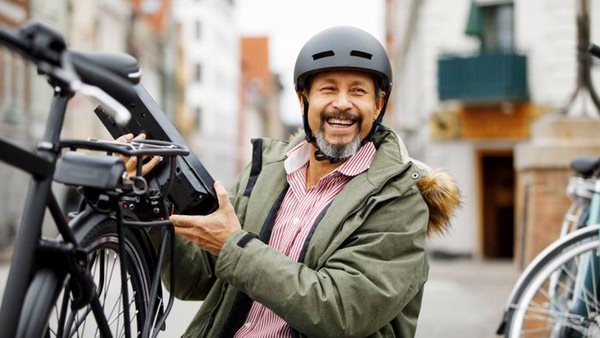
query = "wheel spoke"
xmin=33 ymin=225 xmax=150 ymax=338
xmin=506 ymin=233 xmax=600 ymax=337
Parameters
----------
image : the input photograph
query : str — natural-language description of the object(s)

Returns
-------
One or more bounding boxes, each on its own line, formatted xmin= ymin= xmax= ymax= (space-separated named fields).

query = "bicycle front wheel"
xmin=17 ymin=219 xmax=155 ymax=338
xmin=507 ymin=231 xmax=600 ymax=338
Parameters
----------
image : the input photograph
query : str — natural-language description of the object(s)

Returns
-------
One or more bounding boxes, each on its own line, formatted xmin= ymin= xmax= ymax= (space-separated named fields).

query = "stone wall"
xmin=515 ymin=115 xmax=600 ymax=269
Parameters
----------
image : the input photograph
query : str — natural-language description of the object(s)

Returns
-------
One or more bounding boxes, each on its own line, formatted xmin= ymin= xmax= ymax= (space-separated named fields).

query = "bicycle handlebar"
xmin=0 ymin=21 xmax=133 ymax=125
xmin=69 ymin=53 xmax=135 ymax=124
xmin=0 ymin=25 xmax=32 ymax=59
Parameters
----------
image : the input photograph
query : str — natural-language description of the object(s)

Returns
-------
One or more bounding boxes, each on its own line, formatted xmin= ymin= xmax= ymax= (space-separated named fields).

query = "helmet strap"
xmin=360 ymin=96 xmax=389 ymax=146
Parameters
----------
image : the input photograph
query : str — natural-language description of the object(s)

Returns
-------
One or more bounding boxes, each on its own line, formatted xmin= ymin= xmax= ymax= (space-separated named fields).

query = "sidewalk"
xmin=416 ymin=258 xmax=516 ymax=338
xmin=0 ymin=258 xmax=516 ymax=337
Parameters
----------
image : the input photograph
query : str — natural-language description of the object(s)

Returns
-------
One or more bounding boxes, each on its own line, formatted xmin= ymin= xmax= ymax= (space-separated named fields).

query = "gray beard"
xmin=315 ymin=125 xmax=361 ymax=161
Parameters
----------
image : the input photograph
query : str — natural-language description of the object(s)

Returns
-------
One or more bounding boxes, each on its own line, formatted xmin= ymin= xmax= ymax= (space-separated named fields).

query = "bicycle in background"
xmin=0 ymin=21 xmax=217 ymax=338
xmin=497 ymin=43 xmax=600 ymax=338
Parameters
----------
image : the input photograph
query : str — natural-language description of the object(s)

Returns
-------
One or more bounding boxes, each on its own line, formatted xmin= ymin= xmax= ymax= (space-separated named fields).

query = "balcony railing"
xmin=437 ymin=51 xmax=528 ymax=103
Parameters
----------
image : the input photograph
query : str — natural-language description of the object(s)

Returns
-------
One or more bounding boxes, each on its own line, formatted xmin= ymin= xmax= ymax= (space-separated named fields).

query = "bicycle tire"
xmin=16 ymin=218 xmax=155 ymax=338
xmin=506 ymin=230 xmax=600 ymax=338
xmin=498 ymin=225 xmax=600 ymax=335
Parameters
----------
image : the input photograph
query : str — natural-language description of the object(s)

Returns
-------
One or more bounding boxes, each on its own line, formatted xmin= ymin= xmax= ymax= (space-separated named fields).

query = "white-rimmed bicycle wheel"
xmin=507 ymin=232 xmax=600 ymax=338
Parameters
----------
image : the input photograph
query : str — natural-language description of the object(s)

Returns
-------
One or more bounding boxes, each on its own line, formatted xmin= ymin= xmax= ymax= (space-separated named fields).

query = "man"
xmin=159 ymin=26 xmax=460 ymax=337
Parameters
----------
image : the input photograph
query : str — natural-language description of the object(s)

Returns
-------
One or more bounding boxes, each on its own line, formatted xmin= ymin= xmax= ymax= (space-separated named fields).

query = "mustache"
xmin=320 ymin=111 xmax=363 ymax=124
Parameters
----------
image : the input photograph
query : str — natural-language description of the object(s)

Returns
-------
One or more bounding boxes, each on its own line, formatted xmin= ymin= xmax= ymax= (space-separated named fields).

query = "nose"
xmin=332 ymin=92 xmax=352 ymax=111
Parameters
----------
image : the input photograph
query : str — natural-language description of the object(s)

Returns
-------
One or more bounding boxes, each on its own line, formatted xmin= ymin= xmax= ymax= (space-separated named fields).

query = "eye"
xmin=350 ymin=87 xmax=367 ymax=95
xmin=319 ymin=86 xmax=335 ymax=93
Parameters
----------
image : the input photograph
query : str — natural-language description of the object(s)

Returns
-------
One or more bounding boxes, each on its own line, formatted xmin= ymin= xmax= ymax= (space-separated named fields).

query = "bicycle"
xmin=496 ymin=43 xmax=600 ymax=338
xmin=0 ymin=21 xmax=217 ymax=338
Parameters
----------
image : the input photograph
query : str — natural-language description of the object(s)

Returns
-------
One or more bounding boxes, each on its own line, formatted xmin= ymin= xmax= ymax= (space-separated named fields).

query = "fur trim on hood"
xmin=412 ymin=160 xmax=462 ymax=236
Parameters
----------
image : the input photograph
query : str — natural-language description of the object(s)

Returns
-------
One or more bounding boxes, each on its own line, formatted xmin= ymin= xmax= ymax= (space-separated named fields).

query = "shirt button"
xmin=244 ymin=322 xmax=251 ymax=328
xmin=292 ymin=217 xmax=299 ymax=225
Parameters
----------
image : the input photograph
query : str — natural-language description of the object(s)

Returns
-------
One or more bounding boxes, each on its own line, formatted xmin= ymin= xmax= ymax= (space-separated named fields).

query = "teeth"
xmin=328 ymin=118 xmax=353 ymax=126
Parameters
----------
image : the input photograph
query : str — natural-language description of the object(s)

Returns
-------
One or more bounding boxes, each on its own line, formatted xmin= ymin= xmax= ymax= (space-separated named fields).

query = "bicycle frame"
xmin=0 ymin=92 xmax=70 ymax=337
xmin=0 ymin=20 xmax=199 ymax=338
xmin=0 ymin=92 xmax=179 ymax=338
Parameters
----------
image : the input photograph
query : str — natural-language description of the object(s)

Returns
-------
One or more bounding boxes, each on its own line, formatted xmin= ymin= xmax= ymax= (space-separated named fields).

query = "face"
xmin=299 ymin=70 xmax=384 ymax=159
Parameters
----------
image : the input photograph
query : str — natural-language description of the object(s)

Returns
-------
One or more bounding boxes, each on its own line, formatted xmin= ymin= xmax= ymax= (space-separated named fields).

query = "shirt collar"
xmin=284 ymin=141 xmax=311 ymax=174
xmin=284 ymin=141 xmax=376 ymax=177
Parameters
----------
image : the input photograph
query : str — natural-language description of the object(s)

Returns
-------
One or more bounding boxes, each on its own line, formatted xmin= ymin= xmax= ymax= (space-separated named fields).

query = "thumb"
xmin=214 ymin=181 xmax=230 ymax=208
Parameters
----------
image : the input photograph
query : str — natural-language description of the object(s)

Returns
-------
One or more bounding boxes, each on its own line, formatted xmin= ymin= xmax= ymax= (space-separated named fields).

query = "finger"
xmin=117 ymin=153 xmax=129 ymax=165
xmin=170 ymin=214 xmax=205 ymax=228
xmin=116 ymin=133 xmax=134 ymax=143
xmin=115 ymin=134 xmax=134 ymax=163
xmin=174 ymin=225 xmax=196 ymax=237
xmin=133 ymin=133 xmax=146 ymax=141
xmin=141 ymin=156 xmax=162 ymax=176
xmin=125 ymin=156 xmax=138 ymax=173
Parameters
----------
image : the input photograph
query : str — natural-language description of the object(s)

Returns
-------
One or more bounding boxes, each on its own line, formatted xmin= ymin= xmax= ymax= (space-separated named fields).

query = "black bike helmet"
xmin=293 ymin=26 xmax=393 ymax=162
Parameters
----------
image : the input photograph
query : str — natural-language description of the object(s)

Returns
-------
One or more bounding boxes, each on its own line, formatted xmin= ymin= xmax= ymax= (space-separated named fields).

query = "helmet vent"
xmin=312 ymin=50 xmax=335 ymax=60
xmin=350 ymin=50 xmax=372 ymax=60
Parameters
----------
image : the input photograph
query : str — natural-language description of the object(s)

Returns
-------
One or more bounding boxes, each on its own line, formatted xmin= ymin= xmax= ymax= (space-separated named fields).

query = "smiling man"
xmin=309 ymin=70 xmax=381 ymax=158
xmin=162 ymin=26 xmax=461 ymax=338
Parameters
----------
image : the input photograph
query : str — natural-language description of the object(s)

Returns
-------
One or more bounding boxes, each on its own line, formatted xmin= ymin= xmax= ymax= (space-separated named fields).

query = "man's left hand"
xmin=169 ymin=181 xmax=241 ymax=256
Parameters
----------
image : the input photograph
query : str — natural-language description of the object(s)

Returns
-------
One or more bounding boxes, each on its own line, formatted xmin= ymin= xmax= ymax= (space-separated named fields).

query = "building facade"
xmin=386 ymin=0 xmax=600 ymax=258
xmin=238 ymin=36 xmax=284 ymax=170
xmin=174 ymin=0 xmax=239 ymax=186
xmin=0 ymin=0 xmax=178 ymax=250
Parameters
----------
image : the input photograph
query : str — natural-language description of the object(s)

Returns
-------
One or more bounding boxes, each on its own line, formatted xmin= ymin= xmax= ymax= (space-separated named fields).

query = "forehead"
xmin=311 ymin=69 xmax=374 ymax=86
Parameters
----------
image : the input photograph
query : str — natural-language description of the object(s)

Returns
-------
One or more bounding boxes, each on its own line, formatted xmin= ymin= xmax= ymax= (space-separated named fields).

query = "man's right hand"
xmin=116 ymin=133 xmax=162 ymax=177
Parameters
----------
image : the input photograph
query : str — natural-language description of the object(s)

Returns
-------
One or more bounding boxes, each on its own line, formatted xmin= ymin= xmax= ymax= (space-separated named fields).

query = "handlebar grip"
xmin=0 ymin=25 xmax=32 ymax=60
xmin=70 ymin=52 xmax=137 ymax=104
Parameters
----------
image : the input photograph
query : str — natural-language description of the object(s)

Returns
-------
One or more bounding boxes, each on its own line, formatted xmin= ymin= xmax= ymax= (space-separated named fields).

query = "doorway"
xmin=479 ymin=151 xmax=515 ymax=258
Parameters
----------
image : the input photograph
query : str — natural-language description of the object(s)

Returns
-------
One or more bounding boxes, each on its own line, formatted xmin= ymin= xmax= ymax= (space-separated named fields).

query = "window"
xmin=194 ymin=20 xmax=201 ymax=41
xmin=465 ymin=2 xmax=514 ymax=51
xmin=481 ymin=3 xmax=514 ymax=51
xmin=194 ymin=106 xmax=203 ymax=128
xmin=194 ymin=63 xmax=203 ymax=83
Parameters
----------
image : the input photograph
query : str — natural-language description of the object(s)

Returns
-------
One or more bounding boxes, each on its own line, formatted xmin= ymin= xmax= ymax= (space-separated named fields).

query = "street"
xmin=0 ymin=257 xmax=515 ymax=337
xmin=416 ymin=258 xmax=516 ymax=338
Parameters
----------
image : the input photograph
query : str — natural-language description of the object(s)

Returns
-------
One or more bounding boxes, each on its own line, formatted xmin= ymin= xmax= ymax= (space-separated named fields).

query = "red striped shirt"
xmin=233 ymin=141 xmax=376 ymax=338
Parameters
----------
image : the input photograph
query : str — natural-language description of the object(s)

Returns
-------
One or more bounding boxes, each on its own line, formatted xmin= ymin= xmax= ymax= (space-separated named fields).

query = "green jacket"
xmin=159 ymin=126 xmax=459 ymax=338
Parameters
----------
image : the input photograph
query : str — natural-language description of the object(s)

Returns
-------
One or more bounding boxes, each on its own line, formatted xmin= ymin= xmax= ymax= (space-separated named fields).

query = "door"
xmin=480 ymin=151 xmax=515 ymax=258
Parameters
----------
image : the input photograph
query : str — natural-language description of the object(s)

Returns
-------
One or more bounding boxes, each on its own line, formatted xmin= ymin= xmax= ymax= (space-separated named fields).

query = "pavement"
xmin=416 ymin=258 xmax=516 ymax=338
xmin=0 ymin=257 xmax=516 ymax=338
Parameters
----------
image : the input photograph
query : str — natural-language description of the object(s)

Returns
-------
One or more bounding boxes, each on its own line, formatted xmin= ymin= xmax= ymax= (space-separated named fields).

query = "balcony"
xmin=437 ymin=51 xmax=528 ymax=103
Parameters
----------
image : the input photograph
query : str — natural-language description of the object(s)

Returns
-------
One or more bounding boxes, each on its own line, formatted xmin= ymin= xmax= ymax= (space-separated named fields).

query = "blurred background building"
xmin=174 ymin=0 xmax=240 ymax=185
xmin=385 ymin=0 xmax=600 ymax=263
xmin=0 ymin=0 xmax=287 ymax=253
